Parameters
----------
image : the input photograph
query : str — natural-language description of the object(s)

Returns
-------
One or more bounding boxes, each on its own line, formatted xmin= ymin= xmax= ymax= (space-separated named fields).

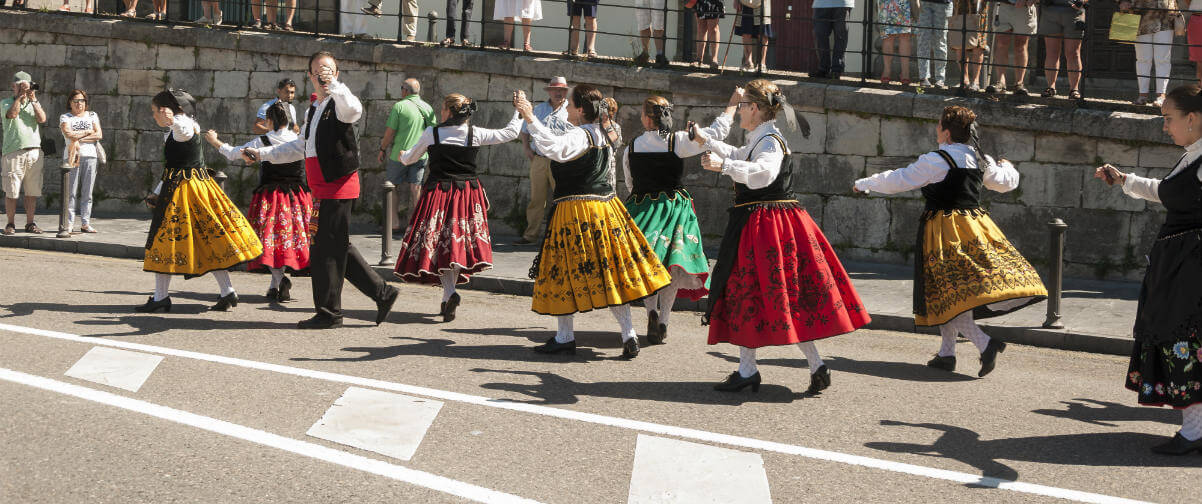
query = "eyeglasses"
xmin=737 ymin=101 xmax=754 ymax=108
xmin=71 ymin=99 xmax=87 ymax=103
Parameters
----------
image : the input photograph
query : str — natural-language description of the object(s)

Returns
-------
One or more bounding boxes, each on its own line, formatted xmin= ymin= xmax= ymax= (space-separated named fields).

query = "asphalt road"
xmin=0 ymin=248 xmax=1194 ymax=504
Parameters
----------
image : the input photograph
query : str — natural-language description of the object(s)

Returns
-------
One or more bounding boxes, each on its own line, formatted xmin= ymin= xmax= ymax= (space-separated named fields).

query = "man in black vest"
xmin=247 ymin=51 xmax=399 ymax=329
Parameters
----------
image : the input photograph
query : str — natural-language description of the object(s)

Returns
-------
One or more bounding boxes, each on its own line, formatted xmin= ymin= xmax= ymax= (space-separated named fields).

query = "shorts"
xmin=994 ymin=2 xmax=1037 ymax=35
xmin=2 ymin=148 xmax=44 ymax=198
xmin=733 ymin=6 xmax=774 ymax=37
xmin=1038 ymin=6 xmax=1085 ymax=39
xmin=386 ymin=158 xmax=427 ymax=186
xmin=635 ymin=0 xmax=666 ymax=30
xmin=1189 ymin=14 xmax=1202 ymax=61
xmin=948 ymin=13 xmax=988 ymax=49
xmin=568 ymin=0 xmax=597 ymax=17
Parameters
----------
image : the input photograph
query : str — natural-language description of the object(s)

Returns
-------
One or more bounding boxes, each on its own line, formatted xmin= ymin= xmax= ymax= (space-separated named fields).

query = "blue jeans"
xmin=813 ymin=7 xmax=851 ymax=74
xmin=68 ymin=157 xmax=97 ymax=229
xmin=916 ymin=1 xmax=953 ymax=81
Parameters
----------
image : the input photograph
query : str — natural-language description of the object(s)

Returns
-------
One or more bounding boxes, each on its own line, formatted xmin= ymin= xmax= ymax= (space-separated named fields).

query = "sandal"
xmin=899 ymin=78 xmax=911 ymax=86
xmin=24 ymin=223 xmax=42 ymax=234
xmin=524 ymin=43 xmax=533 ymax=51
xmin=586 ymin=50 xmax=598 ymax=59
xmin=283 ymin=23 xmax=294 ymax=31
xmin=441 ymin=37 xmax=454 ymax=47
xmin=2 ymin=223 xmax=14 ymax=236
xmin=1068 ymin=89 xmax=1082 ymax=100
xmin=1041 ymin=87 xmax=1057 ymax=98
xmin=81 ymin=225 xmax=98 ymax=233
xmin=1134 ymin=95 xmax=1149 ymax=106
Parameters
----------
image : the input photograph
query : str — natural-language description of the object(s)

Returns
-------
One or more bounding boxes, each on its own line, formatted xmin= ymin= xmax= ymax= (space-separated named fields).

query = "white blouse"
xmin=164 ymin=114 xmax=199 ymax=142
xmin=214 ymin=128 xmax=300 ymax=162
xmin=853 ymin=143 xmax=1020 ymax=195
xmin=621 ymin=114 xmax=734 ymax=193
xmin=526 ymin=119 xmax=610 ymax=163
xmin=256 ymin=80 xmax=363 ymax=164
xmin=398 ymin=112 xmax=524 ymax=166
xmin=1121 ymin=138 xmax=1202 ymax=204
xmin=702 ymin=120 xmax=788 ymax=190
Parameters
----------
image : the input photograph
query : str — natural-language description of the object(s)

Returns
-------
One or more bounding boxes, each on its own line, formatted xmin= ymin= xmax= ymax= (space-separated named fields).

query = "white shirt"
xmin=621 ymin=113 xmax=733 ymax=193
xmin=165 ymin=114 xmax=199 ymax=143
xmin=255 ymin=80 xmax=363 ymax=164
xmin=526 ymin=119 xmax=609 ymax=163
xmin=702 ymin=120 xmax=788 ymax=190
xmin=1122 ymin=138 xmax=1202 ymax=203
xmin=257 ymin=98 xmax=298 ymax=127
xmin=215 ymin=128 xmax=300 ymax=162
xmin=399 ymin=112 xmax=524 ymax=166
xmin=853 ymin=143 xmax=1020 ymax=195
xmin=59 ymin=111 xmax=100 ymax=159
xmin=522 ymin=99 xmax=574 ymax=158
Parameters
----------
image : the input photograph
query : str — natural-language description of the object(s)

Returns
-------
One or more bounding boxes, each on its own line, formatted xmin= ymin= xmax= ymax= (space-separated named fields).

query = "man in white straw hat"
xmin=517 ymin=76 xmax=574 ymax=244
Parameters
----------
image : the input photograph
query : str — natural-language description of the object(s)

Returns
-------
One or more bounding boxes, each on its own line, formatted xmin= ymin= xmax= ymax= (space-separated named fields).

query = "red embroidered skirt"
xmin=394 ymin=179 xmax=493 ymax=285
xmin=707 ymin=205 xmax=870 ymax=348
xmin=247 ymin=186 xmax=312 ymax=272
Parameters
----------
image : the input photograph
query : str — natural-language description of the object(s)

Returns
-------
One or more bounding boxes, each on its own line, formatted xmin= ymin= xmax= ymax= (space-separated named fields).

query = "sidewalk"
xmin=0 ymin=214 xmax=1140 ymax=356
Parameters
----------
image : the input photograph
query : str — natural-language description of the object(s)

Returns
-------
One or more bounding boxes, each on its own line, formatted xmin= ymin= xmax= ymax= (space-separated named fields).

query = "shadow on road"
xmin=705 ymin=351 xmax=978 ymax=383
xmin=469 ymin=368 xmax=804 ymax=405
xmin=291 ymin=335 xmax=606 ymax=363
xmin=1031 ymin=398 xmax=1179 ymax=426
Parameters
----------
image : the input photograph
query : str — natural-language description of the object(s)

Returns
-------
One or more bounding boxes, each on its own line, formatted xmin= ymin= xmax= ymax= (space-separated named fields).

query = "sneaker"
xmin=213 ymin=14 xmax=222 ymax=25
xmin=653 ymin=54 xmax=669 ymax=69
xmin=361 ymin=5 xmax=383 ymax=17
xmin=934 ymin=80 xmax=947 ymax=89
xmin=919 ymin=78 xmax=932 ymax=88
xmin=251 ymin=19 xmax=261 ymax=28
xmin=634 ymin=51 xmax=650 ymax=66
xmin=1012 ymin=85 xmax=1030 ymax=97
xmin=194 ymin=15 xmax=210 ymax=23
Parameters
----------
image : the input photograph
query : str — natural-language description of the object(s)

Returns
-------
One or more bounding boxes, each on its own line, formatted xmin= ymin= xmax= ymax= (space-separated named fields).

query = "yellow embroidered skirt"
xmin=531 ymin=195 xmax=671 ymax=315
xmin=144 ymin=172 xmax=263 ymax=277
xmin=914 ymin=209 xmax=1047 ymax=326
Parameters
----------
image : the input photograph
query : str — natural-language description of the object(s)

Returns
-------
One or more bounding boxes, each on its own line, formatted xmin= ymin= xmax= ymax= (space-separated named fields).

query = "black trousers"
xmin=813 ymin=7 xmax=850 ymax=74
xmin=445 ymin=0 xmax=473 ymax=40
xmin=311 ymin=198 xmax=389 ymax=320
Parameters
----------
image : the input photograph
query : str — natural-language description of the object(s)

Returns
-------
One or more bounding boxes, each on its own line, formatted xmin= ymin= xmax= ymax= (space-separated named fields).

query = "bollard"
xmin=379 ymin=181 xmax=395 ymax=266
xmin=1043 ymin=218 xmax=1068 ymax=329
xmin=214 ymin=170 xmax=229 ymax=192
xmin=56 ymin=164 xmax=72 ymax=238
xmin=426 ymin=11 xmax=439 ymax=43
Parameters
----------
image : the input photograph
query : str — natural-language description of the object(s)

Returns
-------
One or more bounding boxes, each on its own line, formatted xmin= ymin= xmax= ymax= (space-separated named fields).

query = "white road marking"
xmin=628 ymin=434 xmax=772 ymax=504
xmin=64 ymin=346 xmax=164 ymax=392
xmin=0 ymin=367 xmax=539 ymax=504
xmin=0 ymin=322 xmax=1149 ymax=504
xmin=307 ymin=387 xmax=443 ymax=461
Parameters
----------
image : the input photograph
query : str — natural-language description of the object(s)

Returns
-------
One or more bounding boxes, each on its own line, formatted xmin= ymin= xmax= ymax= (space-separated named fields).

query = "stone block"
xmin=825 ymin=86 xmax=913 ymax=118
xmin=487 ymin=142 xmax=530 ymax=178
xmin=89 ymin=95 xmax=130 ymax=132
xmin=1139 ymin=144 xmax=1182 ymax=168
xmin=832 ymin=245 xmax=907 ymax=265
xmin=118 ymin=69 xmax=167 ymax=96
xmin=233 ymin=51 xmax=280 ymax=72
xmin=56 ymin=34 xmax=110 ymax=46
xmin=1014 ymin=162 xmax=1084 ymax=208
xmin=690 ymin=186 xmax=736 ymax=237
xmin=887 ymin=198 xmax=926 ymax=256
xmin=880 ymin=117 xmax=935 ymax=157
xmin=478 ymin=174 xmax=522 ymax=235
xmin=41 ymin=67 xmax=77 ymax=96
xmin=1060 ymin=207 xmax=1132 ymax=266
xmin=166 ymin=71 xmax=213 ymax=98
xmin=0 ymin=43 xmax=37 ymax=65
xmin=861 ymin=156 xmax=923 ymax=199
xmin=197 ymin=48 xmax=237 ymax=71
xmin=825 ymin=111 xmax=880 ymax=157
xmin=35 ymin=44 xmax=67 ymax=67
xmin=795 ymin=154 xmax=865 ymax=195
xmin=1034 ymin=133 xmax=1096 ymax=164
xmin=986 ymin=202 xmax=1055 ymax=260
xmin=129 ymin=96 xmax=160 ymax=130
xmin=0 ymin=30 xmax=21 ymax=44
xmin=66 ymin=45 xmax=108 ymax=69
xmin=249 ymin=71 xmax=306 ymax=99
xmin=1129 ymin=210 xmax=1164 ymax=261
xmin=1073 ymin=109 xmax=1168 ymax=144
xmin=279 ymin=54 xmax=310 ymax=72
xmin=339 ymin=70 xmax=388 ymax=100
xmin=21 ymin=31 xmax=56 ymax=44
xmin=435 ymin=71 xmax=489 ymax=105
xmin=1097 ymin=139 xmax=1139 ymax=167
xmin=797 ymin=193 xmax=825 ymax=224
xmin=460 ymin=51 xmax=517 ymax=79
xmin=136 ymin=130 xmax=163 ymax=162
xmin=487 ymin=75 xmax=533 ymax=101
xmin=822 ymin=196 xmax=890 ymax=248
xmin=194 ymin=98 xmax=251 ymax=134
xmin=1082 ymin=167 xmax=1146 ymax=212
xmin=777 ymin=81 xmax=825 ymax=113
xmin=364 ymin=100 xmax=395 ymax=137
xmin=978 ymin=127 xmax=1034 ymax=162
xmin=156 ymin=45 xmax=196 ymax=70
xmin=783 ymin=111 xmax=825 ymax=154
xmin=213 ymin=71 xmax=250 ymax=98
xmin=108 ymin=40 xmax=156 ymax=70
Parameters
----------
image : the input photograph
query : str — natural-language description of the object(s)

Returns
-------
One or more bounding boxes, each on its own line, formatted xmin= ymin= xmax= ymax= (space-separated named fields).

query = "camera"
xmin=29 ymin=82 xmax=39 ymax=91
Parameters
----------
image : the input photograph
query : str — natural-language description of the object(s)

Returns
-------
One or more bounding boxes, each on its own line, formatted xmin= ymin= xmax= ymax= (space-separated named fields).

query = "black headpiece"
xmin=652 ymin=104 xmax=673 ymax=136
xmin=765 ymin=91 xmax=810 ymax=139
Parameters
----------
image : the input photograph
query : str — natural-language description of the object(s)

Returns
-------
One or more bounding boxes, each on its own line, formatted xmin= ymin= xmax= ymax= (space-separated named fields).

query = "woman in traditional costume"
xmin=136 ymin=89 xmax=263 ymax=313
xmin=203 ymin=101 xmax=310 ymax=303
xmin=515 ymin=85 xmax=671 ymax=359
xmin=393 ymin=93 xmax=523 ymax=322
xmin=1096 ymin=85 xmax=1202 ymax=454
xmin=621 ymin=93 xmax=736 ymax=344
xmin=693 ymin=79 xmax=869 ymax=394
xmin=854 ymin=105 xmax=1045 ymax=377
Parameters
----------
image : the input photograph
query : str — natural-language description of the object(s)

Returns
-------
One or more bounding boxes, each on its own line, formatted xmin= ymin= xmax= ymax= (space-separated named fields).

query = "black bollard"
xmin=379 ymin=181 xmax=395 ymax=266
xmin=1042 ymin=218 xmax=1068 ymax=329
xmin=427 ymin=11 xmax=439 ymax=43
xmin=214 ymin=170 xmax=229 ymax=192
xmin=56 ymin=164 xmax=71 ymax=238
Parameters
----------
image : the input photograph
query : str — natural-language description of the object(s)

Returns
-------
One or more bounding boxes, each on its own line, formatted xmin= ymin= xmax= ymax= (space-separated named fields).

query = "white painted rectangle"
xmin=628 ymin=434 xmax=773 ymax=504
xmin=64 ymin=346 xmax=164 ymax=392
xmin=307 ymin=386 xmax=443 ymax=461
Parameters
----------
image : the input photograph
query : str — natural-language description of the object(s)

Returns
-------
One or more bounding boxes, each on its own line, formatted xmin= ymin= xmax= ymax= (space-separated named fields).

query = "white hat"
xmin=544 ymin=76 xmax=568 ymax=89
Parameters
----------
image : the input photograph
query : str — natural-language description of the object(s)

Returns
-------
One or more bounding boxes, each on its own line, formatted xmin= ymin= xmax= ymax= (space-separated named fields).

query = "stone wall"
xmin=0 ymin=11 xmax=1175 ymax=281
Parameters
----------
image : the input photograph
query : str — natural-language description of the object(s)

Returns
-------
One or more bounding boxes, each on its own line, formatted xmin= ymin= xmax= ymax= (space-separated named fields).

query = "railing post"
xmin=861 ymin=0 xmax=872 ymax=83
xmin=379 ymin=180 xmax=395 ymax=265
xmin=214 ymin=170 xmax=229 ymax=192
xmin=57 ymin=164 xmax=71 ymax=238
xmin=427 ymin=10 xmax=439 ymax=42
xmin=1043 ymin=217 xmax=1068 ymax=329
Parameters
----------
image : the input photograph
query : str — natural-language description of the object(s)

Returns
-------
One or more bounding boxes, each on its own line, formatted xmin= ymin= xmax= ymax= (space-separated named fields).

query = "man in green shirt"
xmin=378 ymin=78 xmax=436 ymax=231
xmin=2 ymin=71 xmax=48 ymax=235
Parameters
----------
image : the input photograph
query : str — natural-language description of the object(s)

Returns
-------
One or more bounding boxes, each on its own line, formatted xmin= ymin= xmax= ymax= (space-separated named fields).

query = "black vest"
xmin=922 ymin=149 xmax=983 ymax=211
xmin=304 ymin=98 xmax=359 ymax=183
xmin=425 ymin=125 xmax=481 ymax=188
xmin=256 ymin=134 xmax=306 ymax=190
xmin=1156 ymin=155 xmax=1202 ymax=238
xmin=164 ymin=132 xmax=205 ymax=171
xmin=551 ymin=129 xmax=613 ymax=198
xmin=628 ymin=134 xmax=685 ymax=197
xmin=733 ymin=133 xmax=792 ymax=205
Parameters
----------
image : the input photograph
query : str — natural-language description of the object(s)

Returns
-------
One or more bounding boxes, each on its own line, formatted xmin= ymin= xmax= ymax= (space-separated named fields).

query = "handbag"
xmin=40 ymin=136 xmax=57 ymax=156
xmin=96 ymin=141 xmax=107 ymax=165
xmin=1109 ymin=12 xmax=1141 ymax=43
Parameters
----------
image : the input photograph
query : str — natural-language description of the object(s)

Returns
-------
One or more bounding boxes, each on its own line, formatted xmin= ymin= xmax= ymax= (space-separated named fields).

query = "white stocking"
xmin=610 ymin=304 xmax=636 ymax=342
xmin=937 ymin=322 xmax=958 ymax=357
xmin=643 ymin=292 xmax=659 ymax=319
xmin=440 ymin=266 xmax=460 ymax=302
xmin=555 ymin=315 xmax=575 ymax=343
xmin=797 ymin=341 xmax=824 ymax=374
xmin=738 ymin=347 xmax=758 ymax=378
xmin=211 ymin=270 xmax=235 ymax=297
xmin=657 ymin=281 xmax=681 ymax=327
xmin=952 ymin=311 xmax=991 ymax=353
xmin=153 ymin=273 xmax=171 ymax=301
xmin=1181 ymin=404 xmax=1202 ymax=441
xmin=269 ymin=268 xmax=285 ymax=289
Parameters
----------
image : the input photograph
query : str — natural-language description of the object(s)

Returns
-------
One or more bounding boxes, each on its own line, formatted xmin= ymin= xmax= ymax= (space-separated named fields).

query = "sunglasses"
xmin=71 ymin=99 xmax=87 ymax=103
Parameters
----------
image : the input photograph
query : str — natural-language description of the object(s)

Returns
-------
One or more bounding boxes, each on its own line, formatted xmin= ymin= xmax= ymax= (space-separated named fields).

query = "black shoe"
xmin=443 ymin=292 xmax=460 ymax=323
xmin=376 ymin=286 xmax=399 ymax=325
xmin=806 ymin=365 xmax=831 ymax=394
xmin=277 ymin=276 xmax=292 ymax=302
xmin=646 ymin=310 xmax=664 ymax=345
xmin=978 ymin=339 xmax=1006 ymax=377
xmin=533 ymin=336 xmax=576 ymax=355
xmin=985 ymin=84 xmax=999 ymax=94
xmin=212 ymin=293 xmax=238 ymax=311
xmin=927 ymin=354 xmax=956 ymax=372
xmin=1150 ymin=433 xmax=1202 ymax=455
xmin=514 ymin=237 xmax=535 ymax=245
xmin=266 ymin=287 xmax=280 ymax=301
xmin=621 ymin=337 xmax=640 ymax=359
xmin=713 ymin=371 xmax=762 ymax=392
xmin=298 ymin=314 xmax=343 ymax=329
xmin=634 ymin=51 xmax=650 ymax=66
xmin=134 ymin=296 xmax=171 ymax=313
xmin=653 ymin=54 xmax=669 ymax=68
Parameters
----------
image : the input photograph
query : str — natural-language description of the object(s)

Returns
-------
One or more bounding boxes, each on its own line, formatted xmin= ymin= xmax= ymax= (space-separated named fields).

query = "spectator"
xmin=362 ymin=0 xmax=412 ymax=39
xmin=443 ymin=0 xmax=475 ymax=46
xmin=987 ymin=0 xmax=1038 ymax=95
xmin=1038 ymin=0 xmax=1088 ymax=99
xmin=734 ymin=0 xmax=772 ymax=72
xmin=255 ymin=79 xmax=300 ymax=135
xmin=694 ymin=0 xmax=725 ymax=68
xmin=196 ymin=0 xmax=222 ymax=24
xmin=119 ymin=0 xmax=138 ymax=16
xmin=812 ymin=0 xmax=853 ymax=79
xmin=916 ymin=0 xmax=953 ymax=88
xmin=379 ymin=78 xmax=437 ymax=230
xmin=59 ymin=89 xmax=102 ymax=234
xmin=495 ymin=0 xmax=541 ymax=50
xmin=634 ymin=0 xmax=669 ymax=67
xmin=567 ymin=0 xmax=599 ymax=58
xmin=877 ymin=0 xmax=914 ymax=84
xmin=516 ymin=76 xmax=573 ymax=245
xmin=1189 ymin=0 xmax=1202 ymax=85
xmin=1121 ymin=0 xmax=1184 ymax=106
xmin=147 ymin=0 xmax=165 ymax=20
xmin=949 ymin=0 xmax=990 ymax=90
xmin=57 ymin=0 xmax=93 ymax=13
xmin=1 ymin=72 xmax=48 ymax=236
xmin=273 ymin=0 xmax=298 ymax=31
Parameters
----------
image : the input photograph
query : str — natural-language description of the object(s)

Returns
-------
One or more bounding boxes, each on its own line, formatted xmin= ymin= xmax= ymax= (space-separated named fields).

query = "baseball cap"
xmin=13 ymin=71 xmax=31 ymax=84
